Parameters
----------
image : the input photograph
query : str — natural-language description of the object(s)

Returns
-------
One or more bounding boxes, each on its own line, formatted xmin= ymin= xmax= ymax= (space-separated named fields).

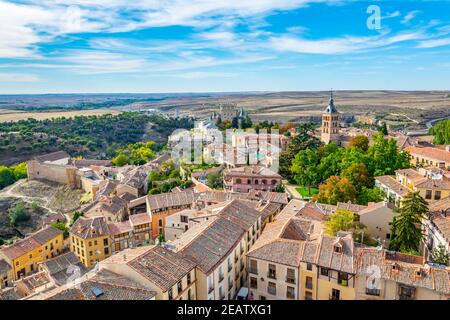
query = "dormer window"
xmin=333 ymin=244 xmax=342 ymax=253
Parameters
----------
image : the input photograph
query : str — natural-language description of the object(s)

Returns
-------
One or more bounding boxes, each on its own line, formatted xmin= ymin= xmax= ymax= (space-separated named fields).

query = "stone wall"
xmin=26 ymin=160 xmax=80 ymax=188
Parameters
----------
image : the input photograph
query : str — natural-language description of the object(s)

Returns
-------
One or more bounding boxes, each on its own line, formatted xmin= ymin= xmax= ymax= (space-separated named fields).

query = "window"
xmin=268 ymin=264 xmax=276 ymax=279
xmin=260 ymin=295 xmax=266 ymax=300
xmin=177 ymin=281 xmax=183 ymax=293
xmin=306 ymin=263 xmax=312 ymax=271
xmin=158 ymin=219 xmax=163 ymax=227
xmin=305 ymin=291 xmax=313 ymax=300
xmin=286 ymin=286 xmax=295 ymax=299
xmin=305 ymin=276 xmax=313 ymax=290
xmin=425 ymin=190 xmax=432 ymax=199
xmin=168 ymin=288 xmax=173 ymax=300
xmin=333 ymin=245 xmax=342 ymax=253
xmin=236 ymin=179 xmax=242 ymax=184
xmin=386 ymin=233 xmax=391 ymax=239
xmin=249 ymin=259 xmax=257 ymax=274
xmin=435 ymin=191 xmax=441 ymax=200
xmin=254 ymin=180 xmax=259 ymax=185
xmin=267 ymin=282 xmax=276 ymax=295
xmin=104 ymin=248 xmax=109 ymax=255
xmin=338 ymin=272 xmax=349 ymax=286
xmin=88 ymin=241 xmax=92 ymax=247
xmin=286 ymin=268 xmax=296 ymax=284
xmin=331 ymin=288 xmax=340 ymax=300
xmin=89 ymin=251 xmax=93 ymax=256
xmin=399 ymin=285 xmax=415 ymax=300
xmin=320 ymin=268 xmax=329 ymax=277
xmin=181 ymin=215 xmax=188 ymax=223
xmin=250 ymin=276 xmax=258 ymax=289
xmin=103 ymin=238 xmax=108 ymax=246
xmin=187 ymin=273 xmax=191 ymax=285
xmin=94 ymin=240 xmax=98 ymax=246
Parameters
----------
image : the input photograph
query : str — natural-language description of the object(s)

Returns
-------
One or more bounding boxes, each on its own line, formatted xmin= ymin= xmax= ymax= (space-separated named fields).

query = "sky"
xmin=0 ymin=0 xmax=449 ymax=93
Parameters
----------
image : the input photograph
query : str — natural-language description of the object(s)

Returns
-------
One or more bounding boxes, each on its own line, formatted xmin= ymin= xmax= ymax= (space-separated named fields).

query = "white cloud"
xmin=0 ymin=72 xmax=40 ymax=82
xmin=175 ymin=71 xmax=235 ymax=79
xmin=401 ymin=10 xmax=420 ymax=24
xmin=268 ymin=31 xmax=425 ymax=54
xmin=417 ymin=37 xmax=450 ymax=48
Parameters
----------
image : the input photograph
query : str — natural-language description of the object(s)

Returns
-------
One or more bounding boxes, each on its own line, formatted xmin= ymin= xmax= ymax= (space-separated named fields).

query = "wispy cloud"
xmin=417 ymin=37 xmax=450 ymax=48
xmin=0 ymin=72 xmax=40 ymax=82
xmin=402 ymin=10 xmax=420 ymax=24
xmin=268 ymin=31 xmax=425 ymax=54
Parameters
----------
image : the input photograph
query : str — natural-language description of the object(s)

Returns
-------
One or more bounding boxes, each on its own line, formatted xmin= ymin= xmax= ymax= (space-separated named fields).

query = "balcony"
xmin=365 ymin=288 xmax=380 ymax=296
xmin=228 ymin=264 xmax=232 ymax=273
xmin=240 ymin=264 xmax=245 ymax=272
xmin=208 ymin=286 xmax=214 ymax=294
xmin=218 ymin=274 xmax=224 ymax=283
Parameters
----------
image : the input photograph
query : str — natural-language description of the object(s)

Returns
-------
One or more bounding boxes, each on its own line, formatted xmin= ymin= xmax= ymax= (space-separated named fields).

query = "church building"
xmin=321 ymin=91 xmax=342 ymax=145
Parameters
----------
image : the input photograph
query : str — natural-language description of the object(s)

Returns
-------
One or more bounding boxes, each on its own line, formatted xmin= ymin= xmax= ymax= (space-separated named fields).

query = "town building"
xmin=108 ymin=213 xmax=152 ymax=253
xmin=355 ymin=249 xmax=450 ymax=300
xmin=99 ymin=245 xmax=196 ymax=300
xmin=422 ymin=197 xmax=450 ymax=259
xmin=170 ymin=200 xmax=262 ymax=300
xmin=223 ymin=165 xmax=283 ymax=193
xmin=0 ymin=226 xmax=64 ymax=281
xmin=357 ymin=201 xmax=396 ymax=246
xmin=70 ymin=216 xmax=111 ymax=268
xmin=376 ymin=167 xmax=450 ymax=207
xmin=321 ymin=92 xmax=342 ymax=145
xmin=405 ymin=145 xmax=450 ymax=170
xmin=128 ymin=189 xmax=199 ymax=240
xmin=0 ymin=258 xmax=12 ymax=289
xmin=44 ymin=269 xmax=157 ymax=300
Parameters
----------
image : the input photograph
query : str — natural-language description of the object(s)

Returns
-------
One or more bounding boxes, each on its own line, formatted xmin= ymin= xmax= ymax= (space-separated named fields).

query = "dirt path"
xmin=0 ymin=179 xmax=71 ymax=226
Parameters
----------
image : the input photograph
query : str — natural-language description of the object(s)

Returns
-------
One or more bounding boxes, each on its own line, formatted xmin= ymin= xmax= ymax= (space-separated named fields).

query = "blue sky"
xmin=0 ymin=0 xmax=449 ymax=93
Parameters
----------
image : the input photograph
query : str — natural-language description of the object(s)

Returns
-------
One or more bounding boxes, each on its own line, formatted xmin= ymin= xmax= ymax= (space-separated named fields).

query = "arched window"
xmin=262 ymin=179 xmax=267 ymax=185
xmin=254 ymin=180 xmax=259 ymax=184
xmin=271 ymin=180 xmax=277 ymax=185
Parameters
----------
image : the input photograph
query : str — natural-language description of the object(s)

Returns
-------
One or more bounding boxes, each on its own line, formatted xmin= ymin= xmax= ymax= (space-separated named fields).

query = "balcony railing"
xmin=228 ymin=264 xmax=232 ymax=272
xmin=267 ymin=272 xmax=276 ymax=280
xmin=240 ymin=264 xmax=245 ymax=271
xmin=218 ymin=274 xmax=224 ymax=283
xmin=220 ymin=294 xmax=226 ymax=300
xmin=208 ymin=286 xmax=214 ymax=294
xmin=329 ymin=294 xmax=340 ymax=300
xmin=365 ymin=288 xmax=380 ymax=296
xmin=399 ymin=295 xmax=415 ymax=300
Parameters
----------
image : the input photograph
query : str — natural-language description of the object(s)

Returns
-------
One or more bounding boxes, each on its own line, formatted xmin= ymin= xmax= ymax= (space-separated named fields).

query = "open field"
xmin=0 ymin=109 xmax=121 ymax=122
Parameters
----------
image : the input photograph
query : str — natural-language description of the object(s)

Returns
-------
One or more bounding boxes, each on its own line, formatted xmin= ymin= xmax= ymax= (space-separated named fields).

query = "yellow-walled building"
xmin=0 ymin=226 xmax=64 ymax=281
xmin=70 ymin=216 xmax=111 ymax=268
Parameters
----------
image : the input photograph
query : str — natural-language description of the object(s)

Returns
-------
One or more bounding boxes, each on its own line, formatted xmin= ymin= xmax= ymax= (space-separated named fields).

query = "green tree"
xmin=291 ymin=149 xmax=321 ymax=195
xmin=430 ymin=245 xmax=449 ymax=266
xmin=325 ymin=209 xmax=359 ymax=235
xmin=389 ymin=192 xmax=428 ymax=253
xmin=112 ymin=154 xmax=129 ymax=166
xmin=314 ymin=176 xmax=357 ymax=205
xmin=279 ymin=123 xmax=321 ymax=180
xmin=0 ymin=166 xmax=16 ymax=190
xmin=206 ymin=172 xmax=223 ymax=189
xmin=52 ymin=221 xmax=69 ymax=239
xmin=379 ymin=122 xmax=388 ymax=135
xmin=341 ymin=163 xmax=370 ymax=192
xmin=9 ymin=201 xmax=30 ymax=226
xmin=429 ymin=119 xmax=450 ymax=145
xmin=357 ymin=187 xmax=384 ymax=205
xmin=275 ymin=184 xmax=286 ymax=193
xmin=70 ymin=210 xmax=84 ymax=226
xmin=348 ymin=135 xmax=369 ymax=152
